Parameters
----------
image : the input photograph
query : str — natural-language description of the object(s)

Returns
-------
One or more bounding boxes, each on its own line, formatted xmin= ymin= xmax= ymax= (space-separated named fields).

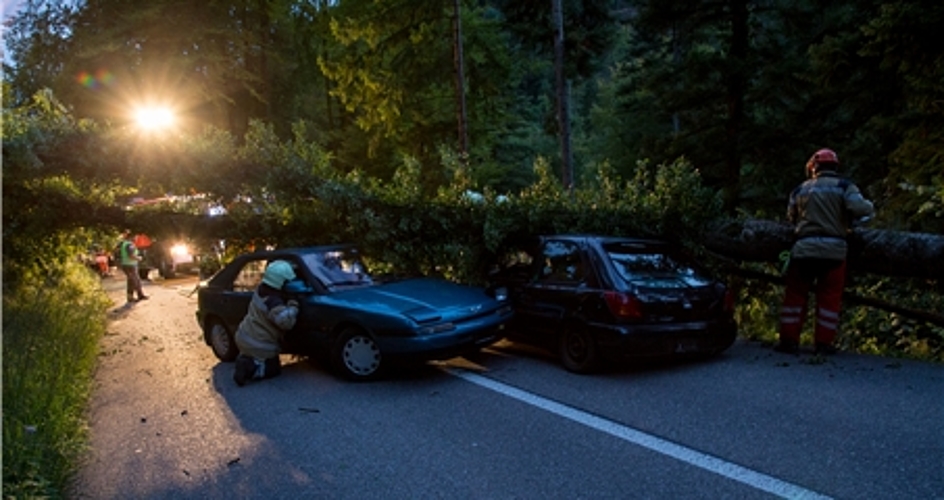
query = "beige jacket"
xmin=787 ymin=170 xmax=875 ymax=260
xmin=234 ymin=290 xmax=299 ymax=360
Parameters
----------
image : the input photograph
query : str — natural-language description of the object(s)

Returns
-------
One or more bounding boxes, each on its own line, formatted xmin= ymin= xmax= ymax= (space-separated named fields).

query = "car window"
xmin=537 ymin=240 xmax=586 ymax=284
xmin=605 ymin=248 xmax=711 ymax=288
xmin=233 ymin=260 xmax=268 ymax=292
xmin=499 ymin=249 xmax=534 ymax=269
xmin=305 ymin=249 xmax=373 ymax=287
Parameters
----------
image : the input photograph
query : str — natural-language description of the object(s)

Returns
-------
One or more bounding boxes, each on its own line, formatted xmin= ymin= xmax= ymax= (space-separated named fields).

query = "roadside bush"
xmin=2 ymin=260 xmax=111 ymax=498
xmin=843 ymin=277 xmax=944 ymax=362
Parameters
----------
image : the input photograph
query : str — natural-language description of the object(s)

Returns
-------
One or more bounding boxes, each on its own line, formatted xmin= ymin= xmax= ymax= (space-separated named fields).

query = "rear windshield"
xmin=604 ymin=244 xmax=711 ymax=288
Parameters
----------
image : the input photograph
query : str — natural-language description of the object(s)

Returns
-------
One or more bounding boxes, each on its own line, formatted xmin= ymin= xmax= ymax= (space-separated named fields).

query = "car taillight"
xmin=603 ymin=291 xmax=644 ymax=320
xmin=723 ymin=288 xmax=736 ymax=313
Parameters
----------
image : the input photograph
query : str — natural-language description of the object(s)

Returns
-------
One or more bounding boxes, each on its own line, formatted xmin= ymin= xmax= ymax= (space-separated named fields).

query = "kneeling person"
xmin=234 ymin=260 xmax=300 ymax=386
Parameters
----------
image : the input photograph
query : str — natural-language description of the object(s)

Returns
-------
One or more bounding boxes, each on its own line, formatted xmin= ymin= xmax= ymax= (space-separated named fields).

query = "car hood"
xmin=331 ymin=278 xmax=496 ymax=323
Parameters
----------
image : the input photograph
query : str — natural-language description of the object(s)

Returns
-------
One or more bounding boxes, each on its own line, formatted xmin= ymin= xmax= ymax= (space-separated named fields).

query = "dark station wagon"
xmin=196 ymin=245 xmax=513 ymax=380
xmin=489 ymin=235 xmax=737 ymax=373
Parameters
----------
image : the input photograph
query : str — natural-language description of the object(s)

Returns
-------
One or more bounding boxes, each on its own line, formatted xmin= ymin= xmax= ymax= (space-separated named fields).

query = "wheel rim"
xmin=210 ymin=323 xmax=231 ymax=357
xmin=564 ymin=331 xmax=589 ymax=362
xmin=342 ymin=335 xmax=381 ymax=376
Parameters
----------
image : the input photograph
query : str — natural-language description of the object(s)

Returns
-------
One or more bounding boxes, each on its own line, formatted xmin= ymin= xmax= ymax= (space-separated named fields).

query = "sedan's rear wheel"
xmin=559 ymin=324 xmax=599 ymax=374
xmin=207 ymin=319 xmax=238 ymax=362
xmin=332 ymin=327 xmax=383 ymax=381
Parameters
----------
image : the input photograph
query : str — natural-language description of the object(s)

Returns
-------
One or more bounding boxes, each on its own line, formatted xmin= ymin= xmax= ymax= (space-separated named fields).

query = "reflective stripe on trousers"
xmin=779 ymin=259 xmax=846 ymax=344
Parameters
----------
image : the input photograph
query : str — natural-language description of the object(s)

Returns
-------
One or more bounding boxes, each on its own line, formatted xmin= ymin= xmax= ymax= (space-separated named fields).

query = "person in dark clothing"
xmin=776 ymin=148 xmax=875 ymax=355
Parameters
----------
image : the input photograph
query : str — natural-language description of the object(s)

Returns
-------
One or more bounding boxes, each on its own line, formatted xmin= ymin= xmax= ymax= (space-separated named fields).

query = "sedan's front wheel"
xmin=332 ymin=327 xmax=383 ymax=381
xmin=559 ymin=324 xmax=599 ymax=374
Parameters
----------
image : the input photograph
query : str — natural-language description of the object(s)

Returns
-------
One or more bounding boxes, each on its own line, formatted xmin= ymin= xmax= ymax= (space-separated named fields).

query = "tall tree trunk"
xmin=452 ymin=0 xmax=469 ymax=160
xmin=552 ymin=0 xmax=573 ymax=191
xmin=723 ymin=0 xmax=748 ymax=213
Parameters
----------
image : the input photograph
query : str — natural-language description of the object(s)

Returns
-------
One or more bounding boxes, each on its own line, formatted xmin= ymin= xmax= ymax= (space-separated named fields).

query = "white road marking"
xmin=447 ymin=368 xmax=832 ymax=500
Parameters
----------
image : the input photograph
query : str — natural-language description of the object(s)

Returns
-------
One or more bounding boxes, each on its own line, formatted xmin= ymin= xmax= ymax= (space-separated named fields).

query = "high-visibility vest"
xmin=119 ymin=240 xmax=139 ymax=266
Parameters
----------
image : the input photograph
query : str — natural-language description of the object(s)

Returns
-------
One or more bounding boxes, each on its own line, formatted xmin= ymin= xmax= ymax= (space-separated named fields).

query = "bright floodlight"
xmin=134 ymin=106 xmax=175 ymax=131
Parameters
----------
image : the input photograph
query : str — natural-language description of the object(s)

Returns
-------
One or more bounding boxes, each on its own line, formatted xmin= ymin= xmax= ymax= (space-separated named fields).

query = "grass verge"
xmin=2 ymin=263 xmax=111 ymax=498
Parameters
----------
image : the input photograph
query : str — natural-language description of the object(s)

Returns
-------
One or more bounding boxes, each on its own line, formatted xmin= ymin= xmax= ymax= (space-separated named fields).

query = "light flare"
xmin=133 ymin=105 xmax=175 ymax=131
xmin=76 ymin=69 xmax=115 ymax=89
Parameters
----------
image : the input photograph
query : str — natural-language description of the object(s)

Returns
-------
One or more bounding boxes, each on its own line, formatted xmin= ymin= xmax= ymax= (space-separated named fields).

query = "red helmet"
xmin=806 ymin=148 xmax=839 ymax=177
xmin=812 ymin=148 xmax=839 ymax=164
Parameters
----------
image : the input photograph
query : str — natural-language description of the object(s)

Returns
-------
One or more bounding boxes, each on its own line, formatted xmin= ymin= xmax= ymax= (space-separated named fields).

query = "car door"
xmin=280 ymin=278 xmax=327 ymax=355
xmin=515 ymin=239 xmax=593 ymax=347
xmin=218 ymin=257 xmax=267 ymax=331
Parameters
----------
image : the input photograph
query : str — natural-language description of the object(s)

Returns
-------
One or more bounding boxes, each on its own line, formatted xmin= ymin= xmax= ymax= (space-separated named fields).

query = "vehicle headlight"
xmin=418 ymin=322 xmax=456 ymax=335
xmin=170 ymin=243 xmax=190 ymax=257
xmin=492 ymin=286 xmax=509 ymax=301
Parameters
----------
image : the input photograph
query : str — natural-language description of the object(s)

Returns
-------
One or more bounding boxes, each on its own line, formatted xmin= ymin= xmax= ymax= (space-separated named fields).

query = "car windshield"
xmin=302 ymin=248 xmax=373 ymax=288
xmin=605 ymin=245 xmax=711 ymax=288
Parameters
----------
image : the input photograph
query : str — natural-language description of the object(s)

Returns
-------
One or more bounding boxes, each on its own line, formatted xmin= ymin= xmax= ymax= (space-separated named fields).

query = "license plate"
xmin=675 ymin=339 xmax=699 ymax=353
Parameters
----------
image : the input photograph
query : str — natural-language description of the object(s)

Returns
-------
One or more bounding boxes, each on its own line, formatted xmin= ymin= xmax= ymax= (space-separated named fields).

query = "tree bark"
xmin=552 ymin=0 xmax=573 ymax=192
xmin=704 ymin=219 xmax=944 ymax=280
xmin=722 ymin=0 xmax=748 ymax=214
xmin=452 ymin=0 xmax=469 ymax=158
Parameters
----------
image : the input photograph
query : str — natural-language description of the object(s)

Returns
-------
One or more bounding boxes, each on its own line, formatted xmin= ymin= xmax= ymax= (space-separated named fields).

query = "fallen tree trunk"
xmin=704 ymin=219 xmax=944 ymax=280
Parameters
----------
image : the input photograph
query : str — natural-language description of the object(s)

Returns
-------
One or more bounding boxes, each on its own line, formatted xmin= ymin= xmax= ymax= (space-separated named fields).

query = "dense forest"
xmin=4 ymin=0 xmax=941 ymax=228
xmin=3 ymin=2 xmax=942 ymax=495
xmin=4 ymin=0 xmax=943 ymax=353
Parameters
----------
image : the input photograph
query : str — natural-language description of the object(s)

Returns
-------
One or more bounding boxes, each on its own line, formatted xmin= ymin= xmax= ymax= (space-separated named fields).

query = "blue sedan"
xmin=195 ymin=245 xmax=512 ymax=380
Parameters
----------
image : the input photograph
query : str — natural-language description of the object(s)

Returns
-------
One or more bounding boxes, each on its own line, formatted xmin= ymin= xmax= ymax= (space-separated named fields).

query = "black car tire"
xmin=332 ymin=327 xmax=383 ymax=381
xmin=703 ymin=333 xmax=737 ymax=359
xmin=206 ymin=319 xmax=238 ymax=362
xmin=159 ymin=259 xmax=176 ymax=279
xmin=559 ymin=324 xmax=600 ymax=374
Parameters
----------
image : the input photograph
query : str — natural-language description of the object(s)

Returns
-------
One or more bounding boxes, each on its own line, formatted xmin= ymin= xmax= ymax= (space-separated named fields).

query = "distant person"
xmin=118 ymin=229 xmax=148 ymax=304
xmin=777 ymin=148 xmax=874 ymax=355
xmin=94 ymin=247 xmax=111 ymax=278
xmin=233 ymin=260 xmax=300 ymax=386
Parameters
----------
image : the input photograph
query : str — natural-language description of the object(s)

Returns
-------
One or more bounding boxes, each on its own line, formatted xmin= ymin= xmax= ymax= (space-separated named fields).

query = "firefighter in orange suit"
xmin=777 ymin=148 xmax=875 ymax=355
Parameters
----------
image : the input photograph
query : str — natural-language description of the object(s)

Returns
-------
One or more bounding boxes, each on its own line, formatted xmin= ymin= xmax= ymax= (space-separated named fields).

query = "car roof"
xmin=539 ymin=234 xmax=668 ymax=246
xmin=236 ymin=244 xmax=357 ymax=259
xmin=207 ymin=244 xmax=359 ymax=288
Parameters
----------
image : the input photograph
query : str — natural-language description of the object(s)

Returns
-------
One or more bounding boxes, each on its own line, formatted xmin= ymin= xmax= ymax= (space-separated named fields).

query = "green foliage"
xmin=2 ymin=91 xmax=132 ymax=273
xmin=316 ymin=0 xmax=523 ymax=185
xmin=728 ymin=270 xmax=782 ymax=345
xmin=857 ymin=1 xmax=944 ymax=231
xmin=2 ymin=1 xmax=78 ymax=107
xmin=495 ymin=0 xmax=617 ymax=79
xmin=3 ymin=259 xmax=111 ymax=498
xmin=843 ymin=276 xmax=944 ymax=361
xmin=6 ymin=0 xmax=942 ymax=221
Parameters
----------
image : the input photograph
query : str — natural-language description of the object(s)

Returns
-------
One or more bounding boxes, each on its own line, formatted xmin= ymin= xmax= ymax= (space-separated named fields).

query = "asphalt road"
xmin=70 ymin=274 xmax=944 ymax=499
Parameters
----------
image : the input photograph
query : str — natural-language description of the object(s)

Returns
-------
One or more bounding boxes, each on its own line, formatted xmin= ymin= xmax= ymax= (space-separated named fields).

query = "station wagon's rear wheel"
xmin=332 ymin=327 xmax=383 ymax=381
xmin=559 ymin=324 xmax=599 ymax=374
xmin=159 ymin=258 xmax=176 ymax=279
xmin=206 ymin=319 xmax=238 ymax=362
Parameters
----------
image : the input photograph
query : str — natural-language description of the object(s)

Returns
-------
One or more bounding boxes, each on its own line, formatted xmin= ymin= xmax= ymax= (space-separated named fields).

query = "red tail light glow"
xmin=723 ymin=289 xmax=736 ymax=313
xmin=604 ymin=291 xmax=644 ymax=320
